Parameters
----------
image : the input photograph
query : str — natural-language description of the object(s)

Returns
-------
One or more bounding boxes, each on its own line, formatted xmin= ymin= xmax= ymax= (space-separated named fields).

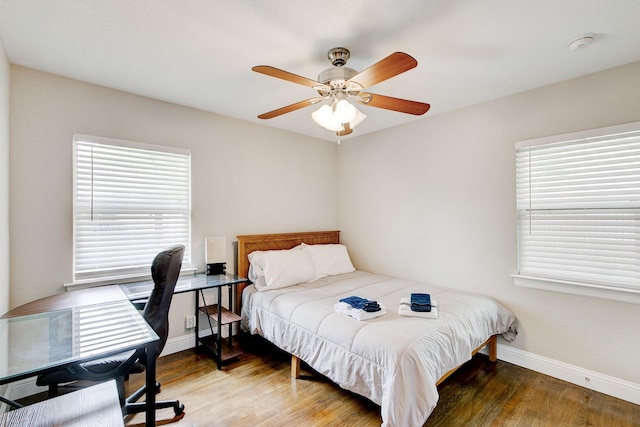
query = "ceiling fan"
xmin=252 ymin=47 xmax=430 ymax=137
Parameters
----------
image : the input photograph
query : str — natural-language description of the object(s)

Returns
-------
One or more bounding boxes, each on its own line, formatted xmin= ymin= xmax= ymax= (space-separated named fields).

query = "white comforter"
xmin=242 ymin=270 xmax=517 ymax=427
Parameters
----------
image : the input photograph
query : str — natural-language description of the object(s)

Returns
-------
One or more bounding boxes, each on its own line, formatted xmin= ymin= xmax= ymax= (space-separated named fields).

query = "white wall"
xmin=0 ymin=35 xmax=10 ymax=407
xmin=9 ymin=66 xmax=337 ymax=340
xmin=337 ymin=61 xmax=640 ymax=389
xmin=0 ymin=35 xmax=9 ymax=315
xmin=7 ymin=59 xmax=640 ymax=402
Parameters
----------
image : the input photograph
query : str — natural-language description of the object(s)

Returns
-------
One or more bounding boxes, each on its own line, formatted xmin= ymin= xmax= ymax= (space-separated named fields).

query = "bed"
xmin=236 ymin=231 xmax=517 ymax=427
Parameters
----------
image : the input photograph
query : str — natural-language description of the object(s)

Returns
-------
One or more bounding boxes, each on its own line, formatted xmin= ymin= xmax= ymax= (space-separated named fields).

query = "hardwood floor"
xmin=123 ymin=336 xmax=640 ymax=427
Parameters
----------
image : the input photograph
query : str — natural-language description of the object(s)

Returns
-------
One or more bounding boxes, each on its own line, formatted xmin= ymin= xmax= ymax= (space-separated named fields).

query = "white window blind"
xmin=515 ymin=122 xmax=640 ymax=295
xmin=73 ymin=134 xmax=191 ymax=282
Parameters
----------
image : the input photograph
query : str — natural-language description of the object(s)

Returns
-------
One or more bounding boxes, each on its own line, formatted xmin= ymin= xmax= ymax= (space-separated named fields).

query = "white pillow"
xmin=248 ymin=248 xmax=316 ymax=290
xmin=247 ymin=251 xmax=265 ymax=283
xmin=247 ymin=245 xmax=304 ymax=283
xmin=301 ymin=243 xmax=355 ymax=279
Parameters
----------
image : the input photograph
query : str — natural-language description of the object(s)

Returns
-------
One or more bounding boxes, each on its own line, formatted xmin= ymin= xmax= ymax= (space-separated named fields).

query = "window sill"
xmin=64 ymin=267 xmax=198 ymax=291
xmin=511 ymin=275 xmax=640 ymax=305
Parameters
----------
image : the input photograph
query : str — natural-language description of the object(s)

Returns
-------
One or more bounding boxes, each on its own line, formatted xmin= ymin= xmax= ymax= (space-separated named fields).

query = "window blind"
xmin=515 ymin=123 xmax=640 ymax=292
xmin=73 ymin=135 xmax=191 ymax=282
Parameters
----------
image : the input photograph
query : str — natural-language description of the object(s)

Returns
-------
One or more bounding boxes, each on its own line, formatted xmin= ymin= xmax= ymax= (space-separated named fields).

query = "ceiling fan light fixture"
xmin=312 ymin=104 xmax=343 ymax=132
xmin=350 ymin=108 xmax=367 ymax=128
xmin=333 ymin=99 xmax=357 ymax=123
xmin=312 ymin=102 xmax=366 ymax=133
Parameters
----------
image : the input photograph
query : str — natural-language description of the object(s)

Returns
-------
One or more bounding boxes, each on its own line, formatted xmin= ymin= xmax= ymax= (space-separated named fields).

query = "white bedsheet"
xmin=242 ymin=270 xmax=517 ymax=427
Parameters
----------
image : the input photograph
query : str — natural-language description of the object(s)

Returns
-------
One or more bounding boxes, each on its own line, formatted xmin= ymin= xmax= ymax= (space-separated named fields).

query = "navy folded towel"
xmin=410 ymin=293 xmax=432 ymax=312
xmin=339 ymin=296 xmax=381 ymax=312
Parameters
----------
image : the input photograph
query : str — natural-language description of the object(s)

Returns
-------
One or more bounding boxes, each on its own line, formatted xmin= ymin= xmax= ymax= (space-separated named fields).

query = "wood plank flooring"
xmin=123 ymin=336 xmax=640 ymax=426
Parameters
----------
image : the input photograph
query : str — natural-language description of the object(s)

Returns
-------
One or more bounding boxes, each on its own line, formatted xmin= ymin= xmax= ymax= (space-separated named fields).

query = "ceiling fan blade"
xmin=257 ymin=98 xmax=323 ymax=119
xmin=347 ymin=52 xmax=417 ymax=89
xmin=357 ymin=93 xmax=430 ymax=115
xmin=252 ymin=65 xmax=327 ymax=89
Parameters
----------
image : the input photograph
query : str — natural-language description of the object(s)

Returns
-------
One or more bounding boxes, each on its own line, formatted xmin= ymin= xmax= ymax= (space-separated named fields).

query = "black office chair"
xmin=37 ymin=244 xmax=186 ymax=417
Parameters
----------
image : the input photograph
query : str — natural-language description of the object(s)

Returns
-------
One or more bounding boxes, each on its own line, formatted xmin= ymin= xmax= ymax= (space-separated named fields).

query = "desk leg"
xmin=216 ymin=286 xmax=222 ymax=370
xmin=0 ymin=396 xmax=23 ymax=409
xmin=227 ymin=284 xmax=234 ymax=347
xmin=146 ymin=342 xmax=156 ymax=427
xmin=194 ymin=290 xmax=200 ymax=352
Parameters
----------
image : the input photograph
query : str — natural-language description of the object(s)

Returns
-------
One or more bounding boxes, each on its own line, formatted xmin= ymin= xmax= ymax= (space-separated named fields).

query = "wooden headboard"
xmin=235 ymin=230 xmax=340 ymax=311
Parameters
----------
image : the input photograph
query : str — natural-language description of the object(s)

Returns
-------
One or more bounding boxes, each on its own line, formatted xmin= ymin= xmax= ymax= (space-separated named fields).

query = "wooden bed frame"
xmin=235 ymin=230 xmax=497 ymax=382
xmin=236 ymin=230 xmax=341 ymax=305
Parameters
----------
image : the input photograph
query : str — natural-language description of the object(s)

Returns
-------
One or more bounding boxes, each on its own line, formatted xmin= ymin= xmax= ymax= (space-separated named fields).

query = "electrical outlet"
xmin=185 ymin=315 xmax=196 ymax=329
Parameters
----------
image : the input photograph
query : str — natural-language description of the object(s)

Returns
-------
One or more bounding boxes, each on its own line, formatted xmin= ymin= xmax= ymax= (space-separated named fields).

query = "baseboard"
xmin=161 ymin=330 xmax=198 ymax=356
xmin=161 ymin=327 xmax=218 ymax=355
xmin=486 ymin=343 xmax=640 ymax=405
xmin=5 ymin=333 xmax=639 ymax=407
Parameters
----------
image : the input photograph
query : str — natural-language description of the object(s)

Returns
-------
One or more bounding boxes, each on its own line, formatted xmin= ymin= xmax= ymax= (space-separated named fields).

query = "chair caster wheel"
xmin=174 ymin=401 xmax=185 ymax=416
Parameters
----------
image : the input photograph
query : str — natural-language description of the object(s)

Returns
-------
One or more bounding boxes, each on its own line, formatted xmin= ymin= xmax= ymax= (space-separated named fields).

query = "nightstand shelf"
xmin=199 ymin=303 xmax=244 ymax=362
xmin=199 ymin=304 xmax=243 ymax=325
xmin=198 ymin=335 xmax=243 ymax=361
xmin=195 ymin=276 xmax=248 ymax=369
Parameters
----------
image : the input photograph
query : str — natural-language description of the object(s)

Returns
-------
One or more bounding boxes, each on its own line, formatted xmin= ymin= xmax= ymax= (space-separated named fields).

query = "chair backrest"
xmin=143 ymin=244 xmax=185 ymax=357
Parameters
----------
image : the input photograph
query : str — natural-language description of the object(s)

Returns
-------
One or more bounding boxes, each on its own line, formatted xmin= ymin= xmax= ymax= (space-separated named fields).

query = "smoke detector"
xmin=568 ymin=33 xmax=596 ymax=51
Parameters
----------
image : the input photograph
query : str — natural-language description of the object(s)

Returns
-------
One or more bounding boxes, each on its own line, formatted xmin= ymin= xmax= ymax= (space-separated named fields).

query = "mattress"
xmin=242 ymin=270 xmax=517 ymax=427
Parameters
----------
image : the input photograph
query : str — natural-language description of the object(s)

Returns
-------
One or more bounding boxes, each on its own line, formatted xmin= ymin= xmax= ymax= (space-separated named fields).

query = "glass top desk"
xmin=0 ymin=299 xmax=159 ymax=426
xmin=119 ymin=273 xmax=248 ymax=300
xmin=120 ymin=273 xmax=249 ymax=369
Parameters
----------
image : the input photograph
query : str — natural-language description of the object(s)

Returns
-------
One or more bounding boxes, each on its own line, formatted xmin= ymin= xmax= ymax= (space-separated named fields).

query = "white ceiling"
xmin=1 ymin=0 xmax=639 ymax=142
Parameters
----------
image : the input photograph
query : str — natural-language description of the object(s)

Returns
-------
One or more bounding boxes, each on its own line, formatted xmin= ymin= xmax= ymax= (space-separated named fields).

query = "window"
xmin=72 ymin=134 xmax=191 ymax=285
xmin=513 ymin=122 xmax=640 ymax=303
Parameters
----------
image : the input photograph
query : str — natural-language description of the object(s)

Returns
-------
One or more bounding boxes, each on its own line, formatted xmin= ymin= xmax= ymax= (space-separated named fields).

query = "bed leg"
xmin=488 ymin=335 xmax=497 ymax=362
xmin=291 ymin=355 xmax=301 ymax=379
